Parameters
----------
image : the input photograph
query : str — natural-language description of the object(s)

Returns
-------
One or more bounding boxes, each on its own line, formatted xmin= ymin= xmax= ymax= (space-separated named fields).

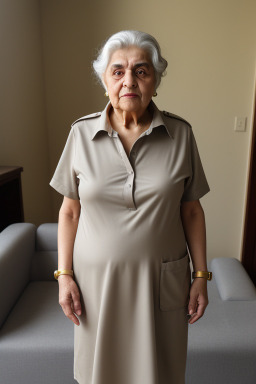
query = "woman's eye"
xmin=136 ymin=69 xmax=146 ymax=76
xmin=113 ymin=71 xmax=123 ymax=76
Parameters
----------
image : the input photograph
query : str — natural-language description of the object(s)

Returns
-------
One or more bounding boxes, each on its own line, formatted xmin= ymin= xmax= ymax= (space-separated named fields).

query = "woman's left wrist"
xmin=192 ymin=271 xmax=212 ymax=280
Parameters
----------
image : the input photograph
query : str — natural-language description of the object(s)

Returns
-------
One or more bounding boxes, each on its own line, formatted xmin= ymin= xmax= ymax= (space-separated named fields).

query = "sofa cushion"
xmin=0 ymin=282 xmax=76 ymax=384
xmin=210 ymin=257 xmax=256 ymax=301
xmin=186 ymin=271 xmax=256 ymax=384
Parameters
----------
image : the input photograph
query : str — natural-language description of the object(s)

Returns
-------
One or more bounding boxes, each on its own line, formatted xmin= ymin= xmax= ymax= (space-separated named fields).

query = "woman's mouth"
xmin=122 ymin=93 xmax=138 ymax=98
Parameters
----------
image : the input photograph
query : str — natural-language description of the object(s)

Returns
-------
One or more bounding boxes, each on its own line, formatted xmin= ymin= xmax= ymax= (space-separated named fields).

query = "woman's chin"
xmin=119 ymin=99 xmax=146 ymax=113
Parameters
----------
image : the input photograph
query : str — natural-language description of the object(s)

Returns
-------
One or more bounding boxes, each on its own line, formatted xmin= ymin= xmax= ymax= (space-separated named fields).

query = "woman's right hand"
xmin=58 ymin=274 xmax=82 ymax=326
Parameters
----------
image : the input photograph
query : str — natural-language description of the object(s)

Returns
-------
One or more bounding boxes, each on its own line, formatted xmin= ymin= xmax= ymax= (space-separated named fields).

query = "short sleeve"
xmin=49 ymin=126 xmax=80 ymax=200
xmin=181 ymin=127 xmax=210 ymax=202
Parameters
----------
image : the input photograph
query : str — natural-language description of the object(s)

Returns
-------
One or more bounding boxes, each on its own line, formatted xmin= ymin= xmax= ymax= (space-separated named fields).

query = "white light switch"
xmin=234 ymin=117 xmax=247 ymax=132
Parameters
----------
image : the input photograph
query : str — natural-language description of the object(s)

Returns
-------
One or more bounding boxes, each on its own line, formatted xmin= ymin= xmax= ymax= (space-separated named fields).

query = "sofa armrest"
xmin=29 ymin=223 xmax=58 ymax=281
xmin=0 ymin=223 xmax=36 ymax=328
xmin=210 ymin=257 xmax=256 ymax=301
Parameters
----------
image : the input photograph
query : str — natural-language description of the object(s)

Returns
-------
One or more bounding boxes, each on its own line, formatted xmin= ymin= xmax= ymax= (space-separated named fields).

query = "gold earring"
xmin=153 ymin=91 xmax=157 ymax=97
xmin=104 ymin=91 xmax=109 ymax=97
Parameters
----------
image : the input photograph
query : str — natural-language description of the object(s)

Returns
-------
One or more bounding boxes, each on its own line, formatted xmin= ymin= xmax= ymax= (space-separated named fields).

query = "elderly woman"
xmin=50 ymin=30 xmax=211 ymax=384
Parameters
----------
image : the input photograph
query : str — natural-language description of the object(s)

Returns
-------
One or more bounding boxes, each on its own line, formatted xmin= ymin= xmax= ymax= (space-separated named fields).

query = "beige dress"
xmin=49 ymin=100 xmax=210 ymax=384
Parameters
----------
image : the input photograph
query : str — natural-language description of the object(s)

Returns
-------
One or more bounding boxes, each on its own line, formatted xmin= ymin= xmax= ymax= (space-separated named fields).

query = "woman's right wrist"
xmin=57 ymin=274 xmax=74 ymax=282
xmin=54 ymin=269 xmax=74 ymax=280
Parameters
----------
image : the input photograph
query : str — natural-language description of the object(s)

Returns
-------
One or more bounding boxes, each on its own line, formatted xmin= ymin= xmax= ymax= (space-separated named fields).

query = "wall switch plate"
xmin=234 ymin=117 xmax=247 ymax=132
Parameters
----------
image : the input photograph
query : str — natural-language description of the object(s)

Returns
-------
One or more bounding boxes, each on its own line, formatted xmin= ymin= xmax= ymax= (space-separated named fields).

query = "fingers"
xmin=188 ymin=302 xmax=205 ymax=324
xmin=188 ymin=296 xmax=198 ymax=317
xmin=58 ymin=277 xmax=83 ymax=326
xmin=62 ymin=300 xmax=80 ymax=326
xmin=71 ymin=289 xmax=82 ymax=316
xmin=188 ymin=296 xmax=208 ymax=324
xmin=188 ymin=281 xmax=209 ymax=324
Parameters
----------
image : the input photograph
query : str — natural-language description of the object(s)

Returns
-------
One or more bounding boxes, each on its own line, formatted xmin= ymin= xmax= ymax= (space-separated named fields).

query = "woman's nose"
xmin=123 ymin=71 xmax=137 ymax=88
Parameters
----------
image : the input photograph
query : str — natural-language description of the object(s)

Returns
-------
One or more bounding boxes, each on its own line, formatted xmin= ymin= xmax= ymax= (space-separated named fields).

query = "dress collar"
xmin=91 ymin=100 xmax=173 ymax=140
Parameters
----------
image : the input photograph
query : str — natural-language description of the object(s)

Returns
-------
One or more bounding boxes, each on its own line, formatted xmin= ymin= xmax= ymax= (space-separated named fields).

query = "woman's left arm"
xmin=180 ymin=199 xmax=209 ymax=324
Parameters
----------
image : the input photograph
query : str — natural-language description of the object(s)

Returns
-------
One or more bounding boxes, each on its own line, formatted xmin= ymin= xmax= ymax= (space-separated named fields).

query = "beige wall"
xmin=40 ymin=0 xmax=94 ymax=217
xmin=0 ymin=0 xmax=52 ymax=225
xmin=1 ymin=0 xmax=256 ymax=262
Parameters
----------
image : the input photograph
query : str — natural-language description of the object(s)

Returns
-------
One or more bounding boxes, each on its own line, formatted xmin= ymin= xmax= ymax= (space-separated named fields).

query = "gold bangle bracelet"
xmin=54 ymin=269 xmax=74 ymax=280
xmin=192 ymin=271 xmax=212 ymax=280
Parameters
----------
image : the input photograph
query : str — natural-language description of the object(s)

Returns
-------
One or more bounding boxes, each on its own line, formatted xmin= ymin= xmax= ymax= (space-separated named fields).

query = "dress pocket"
xmin=159 ymin=253 xmax=192 ymax=311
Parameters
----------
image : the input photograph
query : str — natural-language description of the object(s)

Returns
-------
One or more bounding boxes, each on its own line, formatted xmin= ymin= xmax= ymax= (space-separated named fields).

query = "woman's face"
xmin=103 ymin=46 xmax=156 ymax=115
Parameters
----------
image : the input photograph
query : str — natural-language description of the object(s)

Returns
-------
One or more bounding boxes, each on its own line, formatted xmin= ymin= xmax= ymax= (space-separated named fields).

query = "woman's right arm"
xmin=57 ymin=196 xmax=82 ymax=326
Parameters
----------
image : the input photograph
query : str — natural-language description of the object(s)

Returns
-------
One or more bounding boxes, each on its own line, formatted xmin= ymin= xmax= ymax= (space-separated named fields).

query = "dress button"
xmin=128 ymin=184 xmax=131 ymax=187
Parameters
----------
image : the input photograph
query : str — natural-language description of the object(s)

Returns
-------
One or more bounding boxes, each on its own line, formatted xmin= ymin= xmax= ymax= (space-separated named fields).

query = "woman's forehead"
xmin=108 ymin=47 xmax=152 ymax=68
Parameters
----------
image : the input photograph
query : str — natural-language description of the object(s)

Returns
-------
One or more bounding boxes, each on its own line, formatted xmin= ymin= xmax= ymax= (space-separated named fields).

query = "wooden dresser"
xmin=0 ymin=166 xmax=24 ymax=232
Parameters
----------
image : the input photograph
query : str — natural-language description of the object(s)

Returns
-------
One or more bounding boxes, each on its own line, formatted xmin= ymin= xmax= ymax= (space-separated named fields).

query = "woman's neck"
xmin=109 ymin=104 xmax=153 ymax=132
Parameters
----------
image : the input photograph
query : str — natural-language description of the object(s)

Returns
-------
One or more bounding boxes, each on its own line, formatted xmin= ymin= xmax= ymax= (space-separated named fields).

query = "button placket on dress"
xmin=113 ymin=132 xmax=136 ymax=210
xmin=110 ymin=127 xmax=153 ymax=211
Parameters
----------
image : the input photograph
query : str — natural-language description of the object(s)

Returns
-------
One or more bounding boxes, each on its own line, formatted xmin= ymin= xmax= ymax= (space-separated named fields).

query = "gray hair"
xmin=92 ymin=30 xmax=168 ymax=90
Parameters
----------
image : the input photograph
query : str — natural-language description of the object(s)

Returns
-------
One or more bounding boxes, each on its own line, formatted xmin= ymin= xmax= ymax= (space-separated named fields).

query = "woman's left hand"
xmin=187 ymin=278 xmax=209 ymax=324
